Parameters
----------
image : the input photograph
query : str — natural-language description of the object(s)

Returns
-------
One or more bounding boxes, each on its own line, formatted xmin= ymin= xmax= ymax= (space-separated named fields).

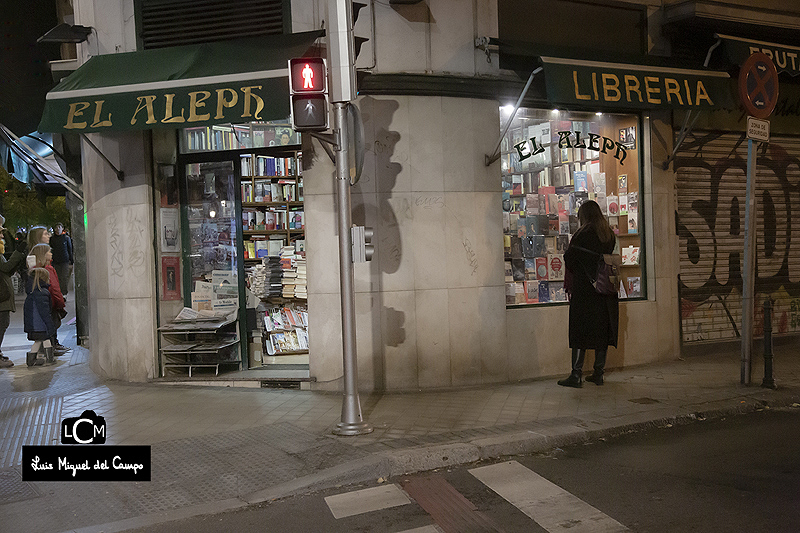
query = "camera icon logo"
xmin=61 ymin=410 xmax=106 ymax=444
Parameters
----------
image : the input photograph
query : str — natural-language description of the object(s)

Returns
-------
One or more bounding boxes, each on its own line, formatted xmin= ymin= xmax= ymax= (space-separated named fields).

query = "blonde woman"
xmin=28 ymin=244 xmax=68 ymax=354
xmin=24 ymin=268 xmax=56 ymax=366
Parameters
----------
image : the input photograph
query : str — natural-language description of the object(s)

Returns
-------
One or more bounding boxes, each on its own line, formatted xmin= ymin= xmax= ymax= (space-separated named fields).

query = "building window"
xmin=501 ymin=108 xmax=644 ymax=306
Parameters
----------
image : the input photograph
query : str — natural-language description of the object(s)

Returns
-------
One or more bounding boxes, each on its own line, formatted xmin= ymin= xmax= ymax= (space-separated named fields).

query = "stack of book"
xmin=249 ymin=264 xmax=267 ymax=299
xmin=263 ymin=257 xmax=283 ymax=298
xmin=294 ymin=255 xmax=307 ymax=299
xmin=279 ymin=246 xmax=297 ymax=298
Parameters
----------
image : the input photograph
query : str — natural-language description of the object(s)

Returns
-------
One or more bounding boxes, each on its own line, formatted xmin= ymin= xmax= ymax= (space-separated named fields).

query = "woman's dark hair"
xmin=577 ymin=200 xmax=615 ymax=244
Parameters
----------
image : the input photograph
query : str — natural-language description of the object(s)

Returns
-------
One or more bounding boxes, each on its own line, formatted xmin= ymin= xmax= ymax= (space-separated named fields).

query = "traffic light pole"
xmin=332 ymin=101 xmax=372 ymax=436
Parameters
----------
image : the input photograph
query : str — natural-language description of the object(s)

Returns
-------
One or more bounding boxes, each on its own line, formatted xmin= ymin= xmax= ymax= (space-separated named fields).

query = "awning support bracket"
xmin=80 ymin=133 xmax=124 ymax=181
xmin=485 ymin=66 xmax=542 ymax=166
xmin=662 ymin=38 xmax=722 ymax=171
xmin=662 ymin=109 xmax=701 ymax=170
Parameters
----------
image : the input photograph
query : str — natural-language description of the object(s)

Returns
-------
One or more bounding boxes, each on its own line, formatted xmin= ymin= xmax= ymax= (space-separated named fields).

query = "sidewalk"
xmin=1 ymin=293 xmax=799 ymax=533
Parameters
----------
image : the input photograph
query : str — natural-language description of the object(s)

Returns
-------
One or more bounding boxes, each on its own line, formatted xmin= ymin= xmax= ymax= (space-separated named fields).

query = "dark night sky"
xmin=0 ymin=0 xmax=60 ymax=136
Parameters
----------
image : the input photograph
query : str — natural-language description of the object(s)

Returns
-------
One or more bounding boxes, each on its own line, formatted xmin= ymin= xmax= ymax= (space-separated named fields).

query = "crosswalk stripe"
xmin=324 ymin=483 xmax=412 ymax=519
xmin=469 ymin=460 xmax=629 ymax=532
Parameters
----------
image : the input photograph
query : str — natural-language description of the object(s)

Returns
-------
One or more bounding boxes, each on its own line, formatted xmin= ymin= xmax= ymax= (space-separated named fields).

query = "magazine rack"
xmin=158 ymin=315 xmax=240 ymax=377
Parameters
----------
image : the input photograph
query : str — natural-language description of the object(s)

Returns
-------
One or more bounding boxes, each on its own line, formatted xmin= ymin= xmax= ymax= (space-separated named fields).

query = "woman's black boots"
xmin=585 ymin=349 xmax=607 ymax=385
xmin=558 ymin=348 xmax=585 ymax=388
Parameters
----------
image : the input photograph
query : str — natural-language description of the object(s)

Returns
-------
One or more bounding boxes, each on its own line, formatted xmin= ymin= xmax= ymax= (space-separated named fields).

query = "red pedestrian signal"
xmin=289 ymin=58 xmax=327 ymax=94
xmin=288 ymin=58 xmax=329 ymax=131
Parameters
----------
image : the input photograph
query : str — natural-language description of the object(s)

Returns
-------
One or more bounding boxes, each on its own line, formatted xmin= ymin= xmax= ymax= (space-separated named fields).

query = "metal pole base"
xmin=761 ymin=378 xmax=777 ymax=390
xmin=333 ymin=421 xmax=373 ymax=436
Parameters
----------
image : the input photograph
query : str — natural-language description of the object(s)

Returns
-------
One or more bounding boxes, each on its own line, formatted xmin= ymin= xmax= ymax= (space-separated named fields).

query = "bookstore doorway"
xmin=167 ymin=121 xmax=310 ymax=385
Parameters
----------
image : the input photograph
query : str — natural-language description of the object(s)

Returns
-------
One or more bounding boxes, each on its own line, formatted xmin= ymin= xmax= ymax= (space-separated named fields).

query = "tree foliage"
xmin=0 ymin=166 xmax=70 ymax=233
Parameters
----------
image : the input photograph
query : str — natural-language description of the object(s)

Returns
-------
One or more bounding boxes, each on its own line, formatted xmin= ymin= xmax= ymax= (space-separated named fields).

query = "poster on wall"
xmin=160 ymin=208 xmax=180 ymax=253
xmin=161 ymin=256 xmax=181 ymax=300
xmin=619 ymin=126 xmax=636 ymax=149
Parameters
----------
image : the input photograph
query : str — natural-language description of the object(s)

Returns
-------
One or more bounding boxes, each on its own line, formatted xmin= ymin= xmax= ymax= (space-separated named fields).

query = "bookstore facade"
xmin=39 ymin=1 xmax=797 ymax=391
xmin=38 ymin=31 xmax=324 ymax=382
xmin=39 ymin=51 xmax=740 ymax=390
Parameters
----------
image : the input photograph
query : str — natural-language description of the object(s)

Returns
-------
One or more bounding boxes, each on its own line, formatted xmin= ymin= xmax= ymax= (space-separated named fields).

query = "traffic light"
xmin=288 ymin=57 xmax=329 ymax=131
xmin=351 ymin=225 xmax=374 ymax=262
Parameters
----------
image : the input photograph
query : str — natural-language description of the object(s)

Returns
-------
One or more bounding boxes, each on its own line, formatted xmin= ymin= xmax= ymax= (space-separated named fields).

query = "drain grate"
xmin=0 ymin=469 xmax=40 ymax=504
xmin=261 ymin=380 xmax=301 ymax=389
xmin=628 ymin=397 xmax=660 ymax=404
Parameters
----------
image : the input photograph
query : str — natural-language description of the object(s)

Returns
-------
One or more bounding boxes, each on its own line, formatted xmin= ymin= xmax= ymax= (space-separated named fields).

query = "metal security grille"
xmin=139 ymin=0 xmax=286 ymax=50
xmin=675 ymin=131 xmax=800 ymax=344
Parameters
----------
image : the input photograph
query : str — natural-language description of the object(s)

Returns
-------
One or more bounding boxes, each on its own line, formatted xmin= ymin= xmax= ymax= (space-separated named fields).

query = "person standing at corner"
xmin=28 ymin=243 xmax=68 ymax=355
xmin=558 ymin=200 xmax=619 ymax=388
xmin=27 ymin=225 xmax=51 ymax=252
xmin=24 ymin=267 xmax=56 ymax=367
xmin=49 ymin=223 xmax=73 ymax=295
xmin=0 ymin=214 xmax=29 ymax=368
xmin=15 ymin=230 xmax=28 ymax=293
xmin=26 ymin=226 xmax=68 ymax=352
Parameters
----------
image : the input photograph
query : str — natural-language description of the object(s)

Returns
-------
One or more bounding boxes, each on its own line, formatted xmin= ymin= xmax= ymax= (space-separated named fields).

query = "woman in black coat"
xmin=558 ymin=200 xmax=619 ymax=388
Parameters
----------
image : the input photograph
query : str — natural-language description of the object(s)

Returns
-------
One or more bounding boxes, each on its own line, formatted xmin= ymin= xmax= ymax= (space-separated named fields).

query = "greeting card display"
xmin=547 ymin=254 xmax=565 ymax=281
xmin=535 ymin=257 xmax=549 ymax=280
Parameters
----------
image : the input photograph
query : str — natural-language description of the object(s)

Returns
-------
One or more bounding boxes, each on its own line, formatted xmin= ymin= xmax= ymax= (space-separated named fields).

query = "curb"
xmin=59 ymin=390 xmax=800 ymax=533
xmin=378 ymin=391 xmax=800 ymax=478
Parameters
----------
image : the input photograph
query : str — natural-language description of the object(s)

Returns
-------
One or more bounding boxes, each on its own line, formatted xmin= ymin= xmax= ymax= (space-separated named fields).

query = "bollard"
xmin=761 ymin=298 xmax=777 ymax=389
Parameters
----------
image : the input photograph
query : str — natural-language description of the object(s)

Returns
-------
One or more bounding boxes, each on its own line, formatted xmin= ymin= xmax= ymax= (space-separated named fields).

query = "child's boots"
xmin=26 ymin=351 xmax=44 ymax=367
xmin=45 ymin=346 xmax=55 ymax=365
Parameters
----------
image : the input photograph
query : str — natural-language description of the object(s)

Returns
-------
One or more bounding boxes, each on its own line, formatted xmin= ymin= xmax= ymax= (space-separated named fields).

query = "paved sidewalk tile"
xmin=1 ymin=295 xmax=799 ymax=533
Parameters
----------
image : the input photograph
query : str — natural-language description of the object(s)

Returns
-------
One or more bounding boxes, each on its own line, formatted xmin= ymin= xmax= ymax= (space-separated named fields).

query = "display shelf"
xmin=180 ymin=122 xmax=301 ymax=154
xmin=159 ymin=316 xmax=241 ymax=377
xmin=240 ymin=149 xmax=305 ymax=261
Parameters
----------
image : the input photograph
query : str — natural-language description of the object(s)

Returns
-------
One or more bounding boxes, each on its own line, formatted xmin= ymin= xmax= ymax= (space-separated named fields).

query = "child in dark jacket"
xmin=24 ymin=268 xmax=56 ymax=367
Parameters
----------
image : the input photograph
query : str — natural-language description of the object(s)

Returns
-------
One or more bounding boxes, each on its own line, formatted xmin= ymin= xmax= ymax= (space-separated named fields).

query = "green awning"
xmin=39 ymin=30 xmax=324 ymax=134
xmin=716 ymin=33 xmax=800 ymax=76
xmin=540 ymin=56 xmax=736 ymax=110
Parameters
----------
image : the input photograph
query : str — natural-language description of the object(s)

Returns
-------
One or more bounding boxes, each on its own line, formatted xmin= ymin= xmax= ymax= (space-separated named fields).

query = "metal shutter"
xmin=139 ymin=0 xmax=286 ymax=50
xmin=675 ymin=131 xmax=800 ymax=344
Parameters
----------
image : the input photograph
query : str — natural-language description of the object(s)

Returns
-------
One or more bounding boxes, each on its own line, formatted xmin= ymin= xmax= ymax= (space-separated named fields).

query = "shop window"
xmin=500 ymin=108 xmax=644 ymax=306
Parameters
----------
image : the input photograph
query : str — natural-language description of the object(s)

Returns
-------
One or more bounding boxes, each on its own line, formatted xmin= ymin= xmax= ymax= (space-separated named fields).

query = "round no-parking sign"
xmin=738 ymin=52 xmax=779 ymax=119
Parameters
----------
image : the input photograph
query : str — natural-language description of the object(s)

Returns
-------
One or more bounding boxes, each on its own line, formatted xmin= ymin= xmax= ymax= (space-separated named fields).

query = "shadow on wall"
xmin=352 ymin=97 xmax=404 ymax=390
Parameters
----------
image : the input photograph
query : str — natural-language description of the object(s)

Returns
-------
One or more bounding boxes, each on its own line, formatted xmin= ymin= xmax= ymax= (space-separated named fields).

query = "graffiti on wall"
xmin=675 ymin=133 xmax=800 ymax=342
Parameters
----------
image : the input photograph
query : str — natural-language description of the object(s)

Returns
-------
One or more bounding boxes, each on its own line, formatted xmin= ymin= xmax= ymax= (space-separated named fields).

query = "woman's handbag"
xmin=571 ymin=245 xmax=622 ymax=296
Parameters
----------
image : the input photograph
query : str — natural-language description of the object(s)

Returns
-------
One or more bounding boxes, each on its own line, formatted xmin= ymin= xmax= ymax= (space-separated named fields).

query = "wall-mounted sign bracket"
xmin=80 ymin=133 xmax=124 ymax=181
xmin=662 ymin=110 xmax=701 ymax=170
xmin=485 ymin=67 xmax=542 ymax=166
